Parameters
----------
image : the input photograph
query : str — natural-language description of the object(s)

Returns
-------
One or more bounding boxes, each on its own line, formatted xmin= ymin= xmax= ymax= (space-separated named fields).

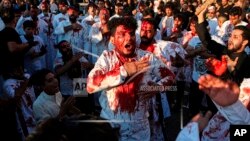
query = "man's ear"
xmin=243 ymin=39 xmax=248 ymax=48
xmin=110 ymin=36 xmax=114 ymax=44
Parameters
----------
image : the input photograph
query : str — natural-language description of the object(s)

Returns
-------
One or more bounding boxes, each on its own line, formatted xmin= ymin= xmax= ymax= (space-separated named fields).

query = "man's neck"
xmin=25 ymin=34 xmax=34 ymax=40
xmin=115 ymin=49 xmax=136 ymax=60
xmin=140 ymin=40 xmax=156 ymax=52
xmin=5 ymin=23 xmax=15 ymax=28
xmin=44 ymin=90 xmax=55 ymax=96
xmin=222 ymin=4 xmax=229 ymax=8
xmin=101 ymin=22 xmax=107 ymax=26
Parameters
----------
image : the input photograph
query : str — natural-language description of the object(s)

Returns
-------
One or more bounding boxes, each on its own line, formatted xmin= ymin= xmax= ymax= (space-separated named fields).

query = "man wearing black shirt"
xmin=196 ymin=6 xmax=250 ymax=85
xmin=191 ymin=5 xmax=250 ymax=117
xmin=217 ymin=0 xmax=233 ymax=16
xmin=0 ymin=10 xmax=38 ymax=79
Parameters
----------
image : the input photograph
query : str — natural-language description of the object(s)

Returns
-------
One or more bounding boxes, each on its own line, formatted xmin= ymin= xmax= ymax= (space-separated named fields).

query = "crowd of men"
xmin=0 ymin=0 xmax=250 ymax=140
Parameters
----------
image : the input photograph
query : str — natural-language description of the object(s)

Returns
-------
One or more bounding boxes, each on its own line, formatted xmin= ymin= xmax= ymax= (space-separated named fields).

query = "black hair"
xmin=108 ymin=17 xmax=138 ymax=36
xmin=55 ymin=40 xmax=82 ymax=79
xmin=86 ymin=2 xmax=97 ymax=11
xmin=115 ymin=2 xmax=123 ymax=7
xmin=174 ymin=13 xmax=184 ymax=22
xmin=229 ymin=6 xmax=243 ymax=16
xmin=234 ymin=25 xmax=250 ymax=46
xmin=164 ymin=2 xmax=174 ymax=11
xmin=55 ymin=40 xmax=68 ymax=49
xmin=29 ymin=69 xmax=53 ymax=87
xmin=218 ymin=13 xmax=229 ymax=20
xmin=142 ymin=8 xmax=155 ymax=18
xmin=141 ymin=18 xmax=158 ymax=31
xmin=0 ymin=9 xmax=15 ymax=24
xmin=145 ymin=0 xmax=153 ymax=7
xmin=23 ymin=20 xmax=36 ymax=29
xmin=187 ymin=15 xmax=198 ymax=30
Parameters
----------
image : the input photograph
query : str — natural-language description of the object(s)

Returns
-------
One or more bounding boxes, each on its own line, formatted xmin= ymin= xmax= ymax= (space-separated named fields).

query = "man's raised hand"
xmin=198 ymin=74 xmax=240 ymax=107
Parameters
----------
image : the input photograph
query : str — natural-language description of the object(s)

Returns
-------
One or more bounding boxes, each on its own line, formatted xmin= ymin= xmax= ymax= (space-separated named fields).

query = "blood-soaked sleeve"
xmin=151 ymin=56 xmax=175 ymax=87
xmin=87 ymin=51 xmax=128 ymax=94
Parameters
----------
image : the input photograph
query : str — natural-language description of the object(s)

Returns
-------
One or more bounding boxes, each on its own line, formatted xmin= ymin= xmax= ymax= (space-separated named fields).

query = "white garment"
xmin=188 ymin=36 xmax=208 ymax=82
xmin=81 ymin=15 xmax=96 ymax=53
xmin=207 ymin=17 xmax=218 ymax=35
xmin=245 ymin=46 xmax=250 ymax=55
xmin=153 ymin=0 xmax=160 ymax=13
xmin=0 ymin=17 xmax=5 ymax=31
xmin=52 ymin=13 xmax=69 ymax=30
xmin=159 ymin=16 xmax=174 ymax=35
xmin=2 ymin=78 xmax=36 ymax=134
xmin=188 ymin=35 xmax=225 ymax=82
xmin=50 ymin=3 xmax=58 ymax=13
xmin=109 ymin=14 xmax=121 ymax=20
xmin=134 ymin=12 xmax=143 ymax=21
xmin=135 ymin=20 xmax=162 ymax=46
xmin=20 ymin=35 xmax=46 ymax=74
xmin=87 ymin=49 xmax=175 ymax=140
xmin=53 ymin=49 xmax=88 ymax=96
xmin=33 ymin=91 xmax=62 ymax=124
xmin=15 ymin=16 xmax=32 ymax=35
xmin=37 ymin=13 xmax=57 ymax=70
xmin=215 ymin=78 xmax=250 ymax=125
xmin=54 ymin=20 xmax=87 ymax=50
xmin=154 ymin=40 xmax=187 ymax=81
xmin=217 ymin=20 xmax=248 ymax=42
xmin=176 ymin=78 xmax=250 ymax=141
xmin=176 ymin=122 xmax=200 ymax=141
xmin=89 ymin=22 xmax=110 ymax=63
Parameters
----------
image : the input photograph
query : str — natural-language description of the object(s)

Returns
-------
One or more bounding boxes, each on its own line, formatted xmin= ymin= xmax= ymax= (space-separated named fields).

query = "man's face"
xmin=180 ymin=0 xmax=185 ymax=5
xmin=98 ymin=1 xmax=105 ymax=9
xmin=69 ymin=13 xmax=78 ymax=23
xmin=227 ymin=29 xmax=246 ymax=52
xmin=173 ymin=17 xmax=183 ymax=28
xmin=181 ymin=4 xmax=188 ymax=11
xmin=59 ymin=41 xmax=72 ymax=57
xmin=30 ymin=8 xmax=38 ymax=18
xmin=140 ymin=21 xmax=156 ymax=45
xmin=115 ymin=6 xmax=123 ymax=15
xmin=59 ymin=5 xmax=68 ymax=13
xmin=99 ymin=9 xmax=110 ymax=24
xmin=3 ymin=0 xmax=11 ymax=9
xmin=41 ymin=4 xmax=49 ymax=12
xmin=218 ymin=17 xmax=226 ymax=27
xmin=190 ymin=23 xmax=196 ymax=34
xmin=139 ymin=5 xmax=145 ymax=12
xmin=221 ymin=0 xmax=228 ymax=6
xmin=88 ymin=6 xmax=96 ymax=16
xmin=44 ymin=73 xmax=59 ymax=94
xmin=165 ymin=8 xmax=173 ymax=17
xmin=112 ymin=25 xmax=136 ymax=57
xmin=207 ymin=10 xmax=216 ymax=19
xmin=24 ymin=27 xmax=35 ymax=36
xmin=229 ymin=15 xmax=241 ymax=26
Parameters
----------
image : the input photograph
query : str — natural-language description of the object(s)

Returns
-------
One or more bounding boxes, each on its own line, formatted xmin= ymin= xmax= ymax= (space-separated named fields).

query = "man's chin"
xmin=122 ymin=50 xmax=136 ymax=57
xmin=227 ymin=47 xmax=238 ymax=54
xmin=140 ymin=40 xmax=151 ymax=45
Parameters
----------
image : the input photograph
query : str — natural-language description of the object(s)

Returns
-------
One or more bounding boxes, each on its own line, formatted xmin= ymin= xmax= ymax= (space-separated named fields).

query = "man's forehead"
xmin=229 ymin=15 xmax=240 ymax=18
xmin=141 ymin=21 xmax=154 ymax=29
xmin=45 ymin=73 xmax=54 ymax=80
xmin=100 ymin=9 xmax=109 ymax=14
xmin=232 ymin=29 xmax=243 ymax=35
xmin=116 ymin=25 xmax=133 ymax=32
